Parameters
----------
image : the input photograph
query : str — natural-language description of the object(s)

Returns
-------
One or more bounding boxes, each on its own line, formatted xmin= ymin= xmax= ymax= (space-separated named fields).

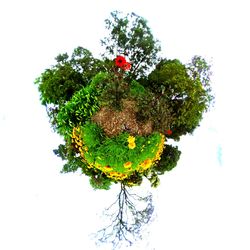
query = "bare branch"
xmin=94 ymin=183 xmax=154 ymax=249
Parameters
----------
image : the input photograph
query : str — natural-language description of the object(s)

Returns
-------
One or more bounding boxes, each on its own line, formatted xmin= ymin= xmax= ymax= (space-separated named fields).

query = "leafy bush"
xmin=153 ymin=145 xmax=181 ymax=174
xmin=56 ymin=72 xmax=109 ymax=136
xmin=35 ymin=47 xmax=105 ymax=106
xmin=89 ymin=173 xmax=113 ymax=190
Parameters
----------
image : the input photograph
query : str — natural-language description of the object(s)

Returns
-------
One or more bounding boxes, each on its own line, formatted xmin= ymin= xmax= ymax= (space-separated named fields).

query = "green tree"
xmin=146 ymin=57 xmax=213 ymax=139
xmin=35 ymin=47 xmax=104 ymax=106
xmin=35 ymin=47 xmax=105 ymax=130
xmin=101 ymin=11 xmax=161 ymax=80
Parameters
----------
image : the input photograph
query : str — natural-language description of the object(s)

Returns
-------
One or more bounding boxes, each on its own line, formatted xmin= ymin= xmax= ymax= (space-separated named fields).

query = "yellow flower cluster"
xmin=127 ymin=135 xmax=136 ymax=149
xmin=96 ymin=134 xmax=165 ymax=181
xmin=138 ymin=158 xmax=152 ymax=173
xmin=94 ymin=162 xmax=113 ymax=172
xmin=124 ymin=161 xmax=132 ymax=170
xmin=71 ymin=127 xmax=165 ymax=183
xmin=152 ymin=133 xmax=165 ymax=162
xmin=71 ymin=127 xmax=87 ymax=159
xmin=106 ymin=171 xmax=128 ymax=181
xmin=137 ymin=133 xmax=165 ymax=173
xmin=71 ymin=128 xmax=127 ymax=181
xmin=93 ymin=162 xmax=128 ymax=181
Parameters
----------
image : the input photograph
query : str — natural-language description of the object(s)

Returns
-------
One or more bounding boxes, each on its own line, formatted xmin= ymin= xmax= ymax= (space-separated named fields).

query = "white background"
xmin=0 ymin=0 xmax=250 ymax=249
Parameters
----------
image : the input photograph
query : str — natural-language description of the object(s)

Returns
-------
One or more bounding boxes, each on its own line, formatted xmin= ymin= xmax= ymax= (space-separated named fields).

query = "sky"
xmin=0 ymin=0 xmax=250 ymax=249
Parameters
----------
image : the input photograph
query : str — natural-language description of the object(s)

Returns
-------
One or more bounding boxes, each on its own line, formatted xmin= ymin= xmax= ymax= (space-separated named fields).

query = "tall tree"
xmin=101 ymin=11 xmax=161 ymax=80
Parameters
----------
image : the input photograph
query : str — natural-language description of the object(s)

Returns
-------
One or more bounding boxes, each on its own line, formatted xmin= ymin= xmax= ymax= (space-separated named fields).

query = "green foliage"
xmin=146 ymin=171 xmax=160 ymax=188
xmin=45 ymin=104 xmax=60 ymax=132
xmin=56 ymin=72 xmax=109 ymax=136
xmin=35 ymin=47 xmax=105 ymax=106
xmin=53 ymin=144 xmax=68 ymax=161
xmin=53 ymin=143 xmax=86 ymax=173
xmin=53 ymin=142 xmax=109 ymax=184
xmin=128 ymin=80 xmax=173 ymax=134
xmin=81 ymin=122 xmax=162 ymax=173
xmin=96 ymin=72 xmax=130 ymax=110
xmin=187 ymin=55 xmax=214 ymax=104
xmin=129 ymin=80 xmax=146 ymax=96
xmin=35 ymin=47 xmax=107 ymax=132
xmin=89 ymin=173 xmax=113 ymax=190
xmin=61 ymin=156 xmax=86 ymax=173
xmin=81 ymin=121 xmax=104 ymax=149
xmin=101 ymin=11 xmax=161 ymax=80
xmin=122 ymin=172 xmax=143 ymax=186
xmin=146 ymin=58 xmax=213 ymax=139
xmin=153 ymin=145 xmax=181 ymax=174
xmin=129 ymin=84 xmax=154 ymax=123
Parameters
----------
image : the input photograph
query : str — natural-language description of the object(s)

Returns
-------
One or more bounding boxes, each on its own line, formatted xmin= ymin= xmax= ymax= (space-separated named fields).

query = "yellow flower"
xmin=103 ymin=165 xmax=113 ymax=171
xmin=128 ymin=142 xmax=136 ymax=149
xmin=87 ymin=163 xmax=93 ymax=168
xmin=127 ymin=135 xmax=135 ymax=144
xmin=127 ymin=135 xmax=136 ymax=149
xmin=94 ymin=163 xmax=102 ymax=169
xmin=143 ymin=159 xmax=152 ymax=168
xmin=124 ymin=161 xmax=132 ymax=168
xmin=138 ymin=158 xmax=152 ymax=173
xmin=152 ymin=133 xmax=165 ymax=162
xmin=106 ymin=171 xmax=128 ymax=181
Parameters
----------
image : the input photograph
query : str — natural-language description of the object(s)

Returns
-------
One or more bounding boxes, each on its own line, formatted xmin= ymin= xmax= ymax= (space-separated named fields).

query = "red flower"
xmin=115 ymin=56 xmax=126 ymax=68
xmin=115 ymin=56 xmax=131 ymax=71
xmin=166 ymin=129 xmax=172 ymax=135
xmin=122 ymin=62 xmax=131 ymax=71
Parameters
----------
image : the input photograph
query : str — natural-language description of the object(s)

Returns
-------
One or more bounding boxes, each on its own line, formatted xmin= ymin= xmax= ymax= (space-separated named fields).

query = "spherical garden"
xmin=35 ymin=12 xmax=213 ymax=190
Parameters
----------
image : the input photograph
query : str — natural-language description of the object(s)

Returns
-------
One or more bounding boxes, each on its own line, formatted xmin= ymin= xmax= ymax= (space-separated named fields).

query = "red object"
xmin=115 ymin=56 xmax=131 ymax=71
xmin=122 ymin=62 xmax=131 ymax=71
xmin=115 ymin=56 xmax=127 ymax=68
xmin=166 ymin=129 xmax=172 ymax=135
